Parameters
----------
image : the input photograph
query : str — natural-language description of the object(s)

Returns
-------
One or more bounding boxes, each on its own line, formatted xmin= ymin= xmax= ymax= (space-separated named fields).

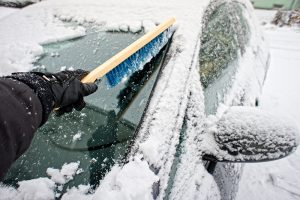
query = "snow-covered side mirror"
xmin=203 ymin=106 xmax=300 ymax=163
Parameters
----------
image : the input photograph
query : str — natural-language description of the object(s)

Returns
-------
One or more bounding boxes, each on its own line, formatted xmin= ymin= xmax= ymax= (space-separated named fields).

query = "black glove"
xmin=43 ymin=70 xmax=98 ymax=116
xmin=8 ymin=69 xmax=98 ymax=125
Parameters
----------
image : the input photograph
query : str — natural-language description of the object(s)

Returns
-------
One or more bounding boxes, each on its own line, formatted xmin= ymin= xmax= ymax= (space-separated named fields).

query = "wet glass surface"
xmin=4 ymin=27 xmax=169 ymax=193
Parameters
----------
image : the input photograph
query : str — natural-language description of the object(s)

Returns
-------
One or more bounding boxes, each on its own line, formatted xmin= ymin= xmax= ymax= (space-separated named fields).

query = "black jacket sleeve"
xmin=0 ymin=78 xmax=44 ymax=180
xmin=0 ymin=71 xmax=96 ymax=180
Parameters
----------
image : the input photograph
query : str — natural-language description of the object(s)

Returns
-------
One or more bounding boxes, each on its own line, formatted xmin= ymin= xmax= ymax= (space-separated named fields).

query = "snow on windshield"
xmin=0 ymin=7 xmax=18 ymax=19
xmin=0 ymin=162 xmax=81 ymax=200
xmin=0 ymin=7 xmax=86 ymax=75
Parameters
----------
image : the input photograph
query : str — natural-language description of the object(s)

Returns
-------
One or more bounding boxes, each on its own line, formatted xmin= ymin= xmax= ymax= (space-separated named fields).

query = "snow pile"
xmin=47 ymin=162 xmax=81 ymax=184
xmin=52 ymin=0 xmax=174 ymax=32
xmin=0 ymin=42 xmax=43 ymax=75
xmin=254 ymin=9 xmax=277 ymax=26
xmin=16 ymin=178 xmax=56 ymax=200
xmin=60 ymin=185 xmax=91 ymax=200
xmin=0 ymin=158 xmax=158 ymax=200
xmin=105 ymin=20 xmax=144 ymax=33
xmin=0 ymin=162 xmax=83 ymax=200
xmin=0 ymin=184 xmax=17 ymax=200
xmin=61 ymin=156 xmax=159 ymax=200
xmin=0 ymin=178 xmax=55 ymax=200
xmin=93 ymin=156 xmax=158 ymax=200
xmin=0 ymin=7 xmax=18 ymax=19
xmin=0 ymin=4 xmax=86 ymax=75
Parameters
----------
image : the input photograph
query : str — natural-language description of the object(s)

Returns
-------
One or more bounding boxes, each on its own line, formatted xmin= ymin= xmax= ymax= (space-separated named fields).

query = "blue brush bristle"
xmin=106 ymin=27 xmax=174 ymax=87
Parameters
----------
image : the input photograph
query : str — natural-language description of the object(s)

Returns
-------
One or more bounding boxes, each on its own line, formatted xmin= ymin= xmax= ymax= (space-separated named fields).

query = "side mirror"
xmin=203 ymin=106 xmax=299 ymax=163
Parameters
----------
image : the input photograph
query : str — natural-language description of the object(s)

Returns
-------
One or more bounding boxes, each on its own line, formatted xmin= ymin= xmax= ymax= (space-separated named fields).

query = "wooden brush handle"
xmin=81 ymin=17 xmax=176 ymax=83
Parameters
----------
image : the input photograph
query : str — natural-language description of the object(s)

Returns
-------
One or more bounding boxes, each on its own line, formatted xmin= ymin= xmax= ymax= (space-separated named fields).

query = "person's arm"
xmin=0 ymin=78 xmax=43 ymax=180
xmin=0 ymin=70 xmax=97 ymax=180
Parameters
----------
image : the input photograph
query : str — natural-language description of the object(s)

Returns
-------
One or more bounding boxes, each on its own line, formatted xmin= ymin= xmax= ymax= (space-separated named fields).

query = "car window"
xmin=199 ymin=2 xmax=250 ymax=115
xmin=3 ymin=26 xmax=170 ymax=192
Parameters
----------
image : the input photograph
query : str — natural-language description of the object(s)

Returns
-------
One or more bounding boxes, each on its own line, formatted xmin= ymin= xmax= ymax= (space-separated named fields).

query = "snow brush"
xmin=81 ymin=17 xmax=176 ymax=86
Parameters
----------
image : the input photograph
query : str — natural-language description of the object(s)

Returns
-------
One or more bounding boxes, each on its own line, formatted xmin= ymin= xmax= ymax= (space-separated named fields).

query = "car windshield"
xmin=3 ymin=26 xmax=170 ymax=192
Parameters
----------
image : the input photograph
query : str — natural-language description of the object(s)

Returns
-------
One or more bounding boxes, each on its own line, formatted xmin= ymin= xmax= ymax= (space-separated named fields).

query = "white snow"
xmin=61 ymin=185 xmax=91 ymax=200
xmin=168 ymin=63 xmax=221 ymax=200
xmin=0 ymin=162 xmax=82 ymax=200
xmin=0 ymin=7 xmax=18 ymax=20
xmin=93 ymin=156 xmax=159 ymax=200
xmin=254 ymin=9 xmax=277 ymax=25
xmin=0 ymin=178 xmax=56 ymax=200
xmin=0 ymin=184 xmax=18 ymax=200
xmin=0 ymin=3 xmax=86 ymax=75
xmin=47 ymin=162 xmax=80 ymax=184
xmin=237 ymin=10 xmax=300 ymax=200
xmin=72 ymin=131 xmax=82 ymax=142
xmin=46 ymin=168 xmax=66 ymax=185
xmin=207 ymin=106 xmax=299 ymax=162
xmin=17 ymin=178 xmax=56 ymax=200
xmin=61 ymin=156 xmax=159 ymax=200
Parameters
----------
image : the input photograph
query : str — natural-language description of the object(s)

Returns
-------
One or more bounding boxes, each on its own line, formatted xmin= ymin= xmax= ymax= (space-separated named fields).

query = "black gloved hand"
xmin=8 ymin=69 xmax=98 ymax=125
xmin=40 ymin=70 xmax=98 ymax=116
